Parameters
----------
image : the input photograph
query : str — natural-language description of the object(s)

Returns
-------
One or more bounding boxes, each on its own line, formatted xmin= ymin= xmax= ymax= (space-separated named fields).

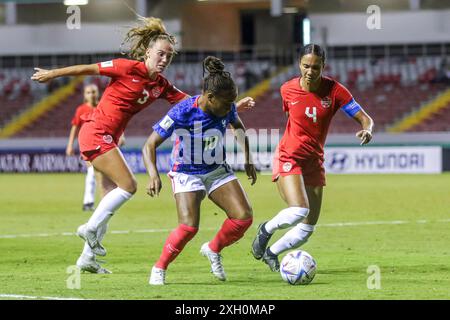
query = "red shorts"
xmin=272 ymin=149 xmax=326 ymax=187
xmin=78 ymin=121 xmax=118 ymax=162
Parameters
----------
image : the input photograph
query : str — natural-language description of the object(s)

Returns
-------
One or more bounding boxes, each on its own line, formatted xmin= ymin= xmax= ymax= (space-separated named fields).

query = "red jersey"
xmin=82 ymin=58 xmax=187 ymax=139
xmin=71 ymin=103 xmax=94 ymax=127
xmin=278 ymin=76 xmax=355 ymax=160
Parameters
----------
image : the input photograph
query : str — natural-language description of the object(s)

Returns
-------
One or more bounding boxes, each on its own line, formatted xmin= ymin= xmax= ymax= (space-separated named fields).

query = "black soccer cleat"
xmin=262 ymin=248 xmax=280 ymax=272
xmin=251 ymin=222 xmax=273 ymax=260
xmin=82 ymin=203 xmax=95 ymax=212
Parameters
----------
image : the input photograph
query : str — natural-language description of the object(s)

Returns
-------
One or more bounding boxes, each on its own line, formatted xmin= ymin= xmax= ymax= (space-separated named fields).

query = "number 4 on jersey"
xmin=305 ymin=107 xmax=317 ymax=123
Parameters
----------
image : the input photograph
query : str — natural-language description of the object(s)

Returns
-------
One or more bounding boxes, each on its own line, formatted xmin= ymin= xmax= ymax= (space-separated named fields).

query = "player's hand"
xmin=146 ymin=174 xmax=162 ymax=197
xmin=245 ymin=163 xmax=257 ymax=185
xmin=356 ymin=129 xmax=372 ymax=145
xmin=65 ymin=146 xmax=74 ymax=156
xmin=31 ymin=68 xmax=54 ymax=83
xmin=236 ymin=97 xmax=255 ymax=113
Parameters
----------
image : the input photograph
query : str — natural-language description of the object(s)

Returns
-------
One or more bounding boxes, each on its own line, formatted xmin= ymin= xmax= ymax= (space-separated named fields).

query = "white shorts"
xmin=167 ymin=165 xmax=237 ymax=195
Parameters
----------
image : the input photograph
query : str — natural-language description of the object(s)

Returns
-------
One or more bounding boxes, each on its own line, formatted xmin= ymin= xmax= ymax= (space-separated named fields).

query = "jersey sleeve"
xmin=335 ymin=83 xmax=362 ymax=117
xmin=71 ymin=107 xmax=82 ymax=126
xmin=97 ymin=59 xmax=130 ymax=78
xmin=152 ymin=104 xmax=184 ymax=139
xmin=280 ymin=85 xmax=290 ymax=112
xmin=160 ymin=79 xmax=188 ymax=104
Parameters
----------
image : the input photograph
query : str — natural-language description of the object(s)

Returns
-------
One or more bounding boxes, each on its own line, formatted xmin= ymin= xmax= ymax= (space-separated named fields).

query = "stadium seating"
xmin=3 ymin=56 xmax=450 ymax=137
xmin=0 ymin=68 xmax=47 ymax=127
xmin=406 ymin=99 xmax=450 ymax=132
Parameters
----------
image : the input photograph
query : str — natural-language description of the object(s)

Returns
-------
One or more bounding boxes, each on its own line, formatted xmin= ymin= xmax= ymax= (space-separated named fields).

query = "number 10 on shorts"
xmin=305 ymin=107 xmax=317 ymax=123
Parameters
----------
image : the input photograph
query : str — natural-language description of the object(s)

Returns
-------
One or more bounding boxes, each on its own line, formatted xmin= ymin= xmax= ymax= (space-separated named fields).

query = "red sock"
xmin=155 ymin=224 xmax=198 ymax=270
xmin=209 ymin=217 xmax=253 ymax=253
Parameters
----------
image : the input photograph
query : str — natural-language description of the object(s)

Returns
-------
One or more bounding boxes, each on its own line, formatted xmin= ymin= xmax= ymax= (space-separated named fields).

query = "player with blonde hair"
xmin=32 ymin=17 xmax=254 ymax=274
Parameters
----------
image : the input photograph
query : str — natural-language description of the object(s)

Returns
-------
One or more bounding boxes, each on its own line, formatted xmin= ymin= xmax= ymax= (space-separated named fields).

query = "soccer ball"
xmin=280 ymin=250 xmax=317 ymax=285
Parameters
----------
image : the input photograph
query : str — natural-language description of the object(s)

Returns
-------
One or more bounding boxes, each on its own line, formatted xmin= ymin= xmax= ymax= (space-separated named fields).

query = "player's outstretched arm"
xmin=230 ymin=116 xmax=257 ymax=185
xmin=353 ymin=109 xmax=374 ymax=145
xmin=31 ymin=64 xmax=100 ymax=83
xmin=142 ymin=131 xmax=166 ymax=197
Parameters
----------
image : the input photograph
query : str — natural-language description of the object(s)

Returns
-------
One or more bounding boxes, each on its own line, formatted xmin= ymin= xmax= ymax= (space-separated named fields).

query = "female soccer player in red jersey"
xmin=66 ymin=84 xmax=126 ymax=212
xmin=31 ymin=17 xmax=255 ymax=274
xmin=66 ymin=84 xmax=99 ymax=212
xmin=251 ymin=44 xmax=374 ymax=272
xmin=142 ymin=56 xmax=256 ymax=285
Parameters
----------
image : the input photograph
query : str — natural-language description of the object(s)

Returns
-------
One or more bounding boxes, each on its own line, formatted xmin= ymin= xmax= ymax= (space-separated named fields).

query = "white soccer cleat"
xmin=200 ymin=242 xmax=226 ymax=281
xmin=76 ymin=254 xmax=112 ymax=274
xmin=76 ymin=224 xmax=106 ymax=256
xmin=149 ymin=266 xmax=166 ymax=285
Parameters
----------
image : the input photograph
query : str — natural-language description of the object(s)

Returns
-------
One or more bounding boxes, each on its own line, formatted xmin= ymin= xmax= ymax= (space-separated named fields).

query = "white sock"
xmin=269 ymin=223 xmax=315 ymax=255
xmin=264 ymin=207 xmax=310 ymax=234
xmin=86 ymin=187 xmax=132 ymax=231
xmin=82 ymin=223 xmax=109 ymax=258
xmin=83 ymin=166 xmax=96 ymax=205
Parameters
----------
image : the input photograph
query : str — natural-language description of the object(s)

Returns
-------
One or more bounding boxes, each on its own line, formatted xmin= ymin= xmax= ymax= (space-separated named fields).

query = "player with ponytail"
xmin=32 ymin=17 xmax=255 ymax=274
xmin=143 ymin=56 xmax=256 ymax=285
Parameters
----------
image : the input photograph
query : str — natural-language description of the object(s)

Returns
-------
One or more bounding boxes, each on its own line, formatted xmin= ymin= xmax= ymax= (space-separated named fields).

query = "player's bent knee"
xmin=179 ymin=219 xmax=199 ymax=229
xmin=121 ymin=178 xmax=137 ymax=194
xmin=278 ymin=206 xmax=310 ymax=229
xmin=235 ymin=204 xmax=253 ymax=220
xmin=244 ymin=205 xmax=253 ymax=219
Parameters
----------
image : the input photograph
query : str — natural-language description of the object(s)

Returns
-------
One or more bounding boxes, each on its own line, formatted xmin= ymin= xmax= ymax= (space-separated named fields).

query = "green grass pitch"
xmin=1 ymin=173 xmax=450 ymax=300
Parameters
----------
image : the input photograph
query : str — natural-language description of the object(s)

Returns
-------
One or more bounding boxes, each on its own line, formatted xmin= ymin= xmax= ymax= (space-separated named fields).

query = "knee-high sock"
xmin=83 ymin=166 xmax=96 ymax=205
xmin=86 ymin=187 xmax=132 ymax=231
xmin=155 ymin=224 xmax=198 ymax=270
xmin=269 ymin=223 xmax=315 ymax=255
xmin=208 ymin=217 xmax=253 ymax=253
xmin=82 ymin=223 xmax=109 ymax=258
xmin=264 ymin=207 xmax=310 ymax=234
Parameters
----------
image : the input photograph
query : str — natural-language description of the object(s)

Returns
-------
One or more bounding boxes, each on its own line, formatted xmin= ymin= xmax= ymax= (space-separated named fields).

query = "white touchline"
xmin=0 ymin=219 xmax=447 ymax=240
xmin=0 ymin=294 xmax=85 ymax=300
xmin=0 ymin=227 xmax=218 ymax=239
xmin=317 ymin=220 xmax=410 ymax=227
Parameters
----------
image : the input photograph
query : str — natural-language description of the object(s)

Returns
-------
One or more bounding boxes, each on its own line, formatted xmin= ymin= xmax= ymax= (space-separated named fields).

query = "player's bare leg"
xmin=150 ymin=191 xmax=203 ymax=285
xmin=302 ymin=186 xmax=323 ymax=226
xmin=77 ymin=148 xmax=135 ymax=257
xmin=205 ymin=180 xmax=253 ymax=281
xmin=254 ymin=174 xmax=310 ymax=271
xmin=97 ymin=170 xmax=117 ymax=197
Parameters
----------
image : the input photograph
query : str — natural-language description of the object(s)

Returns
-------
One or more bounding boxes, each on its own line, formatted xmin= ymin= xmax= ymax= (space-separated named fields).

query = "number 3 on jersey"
xmin=204 ymin=136 xmax=218 ymax=151
xmin=137 ymin=89 xmax=150 ymax=104
xmin=305 ymin=107 xmax=317 ymax=123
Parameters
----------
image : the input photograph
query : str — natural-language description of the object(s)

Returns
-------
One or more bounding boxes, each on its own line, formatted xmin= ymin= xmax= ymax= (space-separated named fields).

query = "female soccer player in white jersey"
xmin=142 ymin=56 xmax=257 ymax=285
